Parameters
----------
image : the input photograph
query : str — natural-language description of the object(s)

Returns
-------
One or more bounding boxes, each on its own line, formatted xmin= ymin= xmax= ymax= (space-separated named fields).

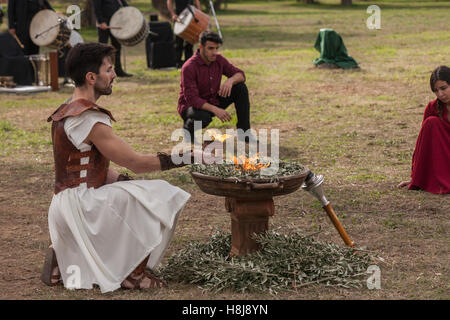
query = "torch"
xmin=302 ymin=171 xmax=355 ymax=247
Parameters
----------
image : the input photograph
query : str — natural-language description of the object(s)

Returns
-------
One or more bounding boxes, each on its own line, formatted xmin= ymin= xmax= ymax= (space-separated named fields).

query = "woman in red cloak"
xmin=398 ymin=65 xmax=450 ymax=194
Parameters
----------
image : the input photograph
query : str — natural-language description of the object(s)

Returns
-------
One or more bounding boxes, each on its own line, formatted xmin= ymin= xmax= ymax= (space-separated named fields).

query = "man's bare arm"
xmin=86 ymin=122 xmax=161 ymax=174
xmin=167 ymin=0 xmax=177 ymax=21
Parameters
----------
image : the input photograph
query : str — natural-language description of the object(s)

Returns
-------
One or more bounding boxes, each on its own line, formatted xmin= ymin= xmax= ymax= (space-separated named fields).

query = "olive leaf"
xmin=158 ymin=230 xmax=373 ymax=294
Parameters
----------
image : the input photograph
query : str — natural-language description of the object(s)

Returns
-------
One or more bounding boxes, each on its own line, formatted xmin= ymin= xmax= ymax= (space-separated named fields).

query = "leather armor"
xmin=47 ymin=99 xmax=116 ymax=195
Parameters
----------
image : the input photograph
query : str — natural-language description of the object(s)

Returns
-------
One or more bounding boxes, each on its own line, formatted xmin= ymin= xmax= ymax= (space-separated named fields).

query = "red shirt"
xmin=177 ymin=49 xmax=245 ymax=115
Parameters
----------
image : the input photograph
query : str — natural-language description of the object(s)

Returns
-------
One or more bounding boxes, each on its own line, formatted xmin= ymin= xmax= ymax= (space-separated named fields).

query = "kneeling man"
xmin=43 ymin=43 xmax=193 ymax=292
xmin=177 ymin=31 xmax=256 ymax=143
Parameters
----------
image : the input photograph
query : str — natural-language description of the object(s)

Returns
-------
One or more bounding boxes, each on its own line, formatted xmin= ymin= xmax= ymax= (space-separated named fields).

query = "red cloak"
xmin=409 ymin=99 xmax=450 ymax=194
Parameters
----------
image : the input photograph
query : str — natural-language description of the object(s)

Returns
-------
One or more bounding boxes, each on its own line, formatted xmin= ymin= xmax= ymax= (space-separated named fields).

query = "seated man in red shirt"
xmin=177 ymin=31 xmax=256 ymax=143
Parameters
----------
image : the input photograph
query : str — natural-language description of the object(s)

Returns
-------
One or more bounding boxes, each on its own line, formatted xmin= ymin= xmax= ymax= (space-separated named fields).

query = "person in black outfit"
xmin=0 ymin=4 xmax=4 ymax=26
xmin=93 ymin=0 xmax=132 ymax=77
xmin=7 ymin=0 xmax=53 ymax=55
xmin=167 ymin=0 xmax=201 ymax=68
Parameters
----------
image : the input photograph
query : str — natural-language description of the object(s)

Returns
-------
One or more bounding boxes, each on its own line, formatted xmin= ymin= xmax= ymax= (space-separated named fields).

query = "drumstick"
xmin=95 ymin=23 xmax=122 ymax=30
xmin=12 ymin=33 xmax=25 ymax=49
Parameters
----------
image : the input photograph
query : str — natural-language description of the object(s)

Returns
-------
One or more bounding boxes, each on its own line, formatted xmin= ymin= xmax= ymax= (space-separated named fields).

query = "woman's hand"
xmin=397 ymin=180 xmax=411 ymax=188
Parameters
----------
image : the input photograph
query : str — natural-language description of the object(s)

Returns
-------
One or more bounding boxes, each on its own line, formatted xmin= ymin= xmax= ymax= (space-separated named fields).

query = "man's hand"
xmin=9 ymin=28 xmax=16 ymax=35
xmin=213 ymin=107 xmax=231 ymax=122
xmin=218 ymin=78 xmax=234 ymax=98
xmin=171 ymin=14 xmax=178 ymax=22
xmin=201 ymin=103 xmax=231 ymax=122
xmin=98 ymin=23 xmax=108 ymax=30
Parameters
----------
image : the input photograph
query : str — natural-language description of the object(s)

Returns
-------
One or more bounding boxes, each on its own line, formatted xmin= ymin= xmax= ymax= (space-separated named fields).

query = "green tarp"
xmin=313 ymin=28 xmax=359 ymax=69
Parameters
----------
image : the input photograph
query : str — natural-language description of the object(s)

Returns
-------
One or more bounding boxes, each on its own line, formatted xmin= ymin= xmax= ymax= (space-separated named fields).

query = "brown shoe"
xmin=121 ymin=272 xmax=167 ymax=289
xmin=41 ymin=248 xmax=62 ymax=286
xmin=120 ymin=255 xmax=167 ymax=289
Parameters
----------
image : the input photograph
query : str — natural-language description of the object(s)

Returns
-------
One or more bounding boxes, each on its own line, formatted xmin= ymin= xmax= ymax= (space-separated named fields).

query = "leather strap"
xmin=48 ymin=98 xmax=116 ymax=122
xmin=68 ymin=151 xmax=95 ymax=160
xmin=66 ymin=164 xmax=92 ymax=173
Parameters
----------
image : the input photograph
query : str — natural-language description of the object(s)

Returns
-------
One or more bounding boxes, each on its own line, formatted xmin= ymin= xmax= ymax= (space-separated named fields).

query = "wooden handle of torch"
xmin=323 ymin=203 xmax=355 ymax=248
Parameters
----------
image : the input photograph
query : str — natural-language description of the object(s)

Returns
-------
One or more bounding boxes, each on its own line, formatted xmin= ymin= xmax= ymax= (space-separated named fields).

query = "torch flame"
xmin=232 ymin=153 xmax=270 ymax=172
xmin=212 ymin=133 xmax=233 ymax=142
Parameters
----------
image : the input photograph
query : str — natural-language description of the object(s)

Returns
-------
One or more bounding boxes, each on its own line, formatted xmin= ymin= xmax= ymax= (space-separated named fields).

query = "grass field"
xmin=0 ymin=0 xmax=449 ymax=300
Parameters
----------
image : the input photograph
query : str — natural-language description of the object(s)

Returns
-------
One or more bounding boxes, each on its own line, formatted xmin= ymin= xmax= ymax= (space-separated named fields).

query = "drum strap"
xmin=187 ymin=5 xmax=199 ymax=23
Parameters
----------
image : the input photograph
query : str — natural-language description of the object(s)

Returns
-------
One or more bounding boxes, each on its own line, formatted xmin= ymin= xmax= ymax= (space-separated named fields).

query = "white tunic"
xmin=48 ymin=110 xmax=191 ymax=293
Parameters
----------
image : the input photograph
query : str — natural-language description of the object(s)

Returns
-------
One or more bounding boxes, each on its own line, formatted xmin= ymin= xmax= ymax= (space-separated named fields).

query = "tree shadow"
xmin=216 ymin=8 xmax=315 ymax=16
xmin=223 ymin=27 xmax=363 ymax=49
xmin=283 ymin=1 xmax=450 ymax=11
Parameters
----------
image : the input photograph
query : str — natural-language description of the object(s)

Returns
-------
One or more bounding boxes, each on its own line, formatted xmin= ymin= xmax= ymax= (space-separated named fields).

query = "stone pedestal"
xmin=225 ymin=197 xmax=275 ymax=256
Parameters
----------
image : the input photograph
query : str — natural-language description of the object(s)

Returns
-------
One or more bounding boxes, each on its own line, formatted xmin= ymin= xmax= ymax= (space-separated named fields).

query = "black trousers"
xmin=175 ymin=35 xmax=193 ymax=66
xmin=181 ymin=82 xmax=251 ymax=141
xmin=97 ymin=28 xmax=123 ymax=71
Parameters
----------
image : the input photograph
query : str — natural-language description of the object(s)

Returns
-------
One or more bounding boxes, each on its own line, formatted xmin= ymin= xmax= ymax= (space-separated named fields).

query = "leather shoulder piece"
xmin=47 ymin=98 xmax=116 ymax=122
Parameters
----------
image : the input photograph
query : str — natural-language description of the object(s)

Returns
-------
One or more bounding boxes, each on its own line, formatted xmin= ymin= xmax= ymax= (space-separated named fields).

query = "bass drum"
xmin=109 ymin=7 xmax=149 ymax=46
xmin=30 ymin=10 xmax=71 ymax=50
xmin=174 ymin=6 xmax=210 ymax=45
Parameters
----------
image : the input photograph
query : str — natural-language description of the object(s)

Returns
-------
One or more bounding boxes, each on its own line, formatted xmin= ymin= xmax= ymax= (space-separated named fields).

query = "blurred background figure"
xmin=7 ymin=0 xmax=53 ymax=55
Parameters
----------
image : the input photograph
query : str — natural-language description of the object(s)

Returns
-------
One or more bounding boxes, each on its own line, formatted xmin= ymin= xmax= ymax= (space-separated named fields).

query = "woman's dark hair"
xmin=65 ymin=43 xmax=116 ymax=87
xmin=199 ymin=31 xmax=223 ymax=46
xmin=430 ymin=65 xmax=450 ymax=118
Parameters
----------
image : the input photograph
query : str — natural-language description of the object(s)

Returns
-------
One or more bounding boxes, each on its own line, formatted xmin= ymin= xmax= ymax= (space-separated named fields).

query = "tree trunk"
xmin=152 ymin=0 xmax=171 ymax=20
xmin=82 ymin=0 xmax=97 ymax=27
xmin=341 ymin=0 xmax=352 ymax=5
xmin=213 ymin=0 xmax=223 ymax=11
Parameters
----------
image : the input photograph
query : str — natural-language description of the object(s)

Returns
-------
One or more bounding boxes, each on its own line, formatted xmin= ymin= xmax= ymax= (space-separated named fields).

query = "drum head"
xmin=110 ymin=7 xmax=144 ymax=41
xmin=30 ymin=10 xmax=62 ymax=47
xmin=69 ymin=30 xmax=84 ymax=47
xmin=174 ymin=7 xmax=194 ymax=35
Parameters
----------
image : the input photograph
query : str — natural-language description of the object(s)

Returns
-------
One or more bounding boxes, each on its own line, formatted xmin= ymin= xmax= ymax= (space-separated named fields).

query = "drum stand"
xmin=209 ymin=1 xmax=223 ymax=39
xmin=49 ymin=51 xmax=59 ymax=91
xmin=122 ymin=46 xmax=127 ymax=73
